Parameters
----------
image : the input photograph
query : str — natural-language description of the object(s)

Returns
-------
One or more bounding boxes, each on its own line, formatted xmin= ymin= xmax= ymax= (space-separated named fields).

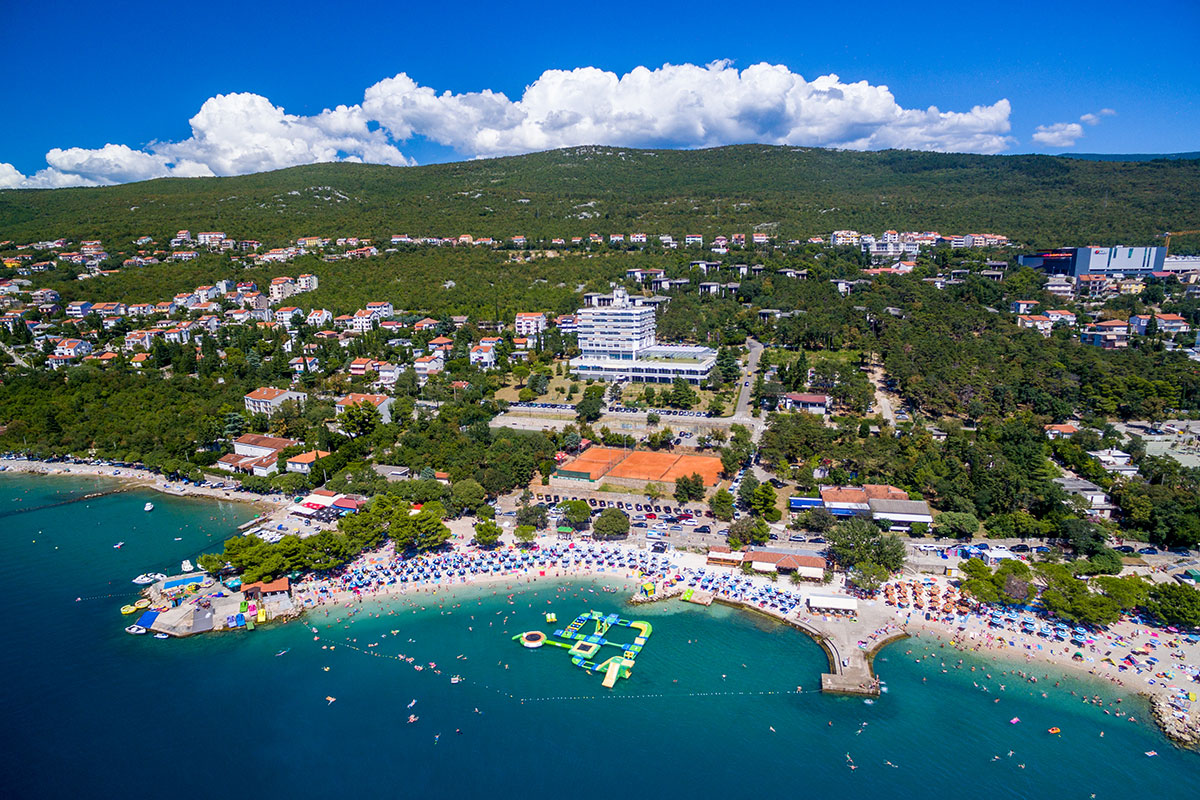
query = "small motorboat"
xmin=181 ymin=559 xmax=194 ymax=572
xmin=124 ymin=625 xmax=147 ymax=635
xmin=132 ymin=574 xmax=155 ymax=585
xmin=1047 ymin=727 xmax=1061 ymax=734
xmin=148 ymin=572 xmax=166 ymax=582
xmin=144 ymin=502 xmax=154 ymax=512
xmin=120 ymin=605 xmax=137 ymax=615
xmin=153 ymin=633 xmax=169 ymax=639
xmin=134 ymin=598 xmax=151 ymax=609
xmin=113 ymin=542 xmax=124 ymax=549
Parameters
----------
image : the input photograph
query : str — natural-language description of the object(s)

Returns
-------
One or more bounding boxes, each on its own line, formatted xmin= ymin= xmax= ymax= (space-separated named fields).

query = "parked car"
xmin=1137 ymin=547 xmax=1159 ymax=555
xmin=1010 ymin=544 xmax=1030 ymax=553
xmin=694 ymin=525 xmax=711 ymax=533
xmin=1114 ymin=545 xmax=1135 ymax=553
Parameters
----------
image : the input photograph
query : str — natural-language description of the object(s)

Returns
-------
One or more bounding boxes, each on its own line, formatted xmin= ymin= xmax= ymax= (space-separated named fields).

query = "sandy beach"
xmin=7 ymin=460 xmax=1195 ymax=744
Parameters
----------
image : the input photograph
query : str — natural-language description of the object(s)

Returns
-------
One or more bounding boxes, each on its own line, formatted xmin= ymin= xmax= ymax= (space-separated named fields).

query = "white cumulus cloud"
xmin=363 ymin=62 xmax=1014 ymax=156
xmin=1079 ymin=108 xmax=1117 ymax=126
xmin=1032 ymin=122 xmax=1085 ymax=147
xmin=2 ymin=62 xmax=1016 ymax=188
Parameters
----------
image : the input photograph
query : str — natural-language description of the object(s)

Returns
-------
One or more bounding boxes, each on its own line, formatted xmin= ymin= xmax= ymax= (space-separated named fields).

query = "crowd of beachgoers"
xmin=295 ymin=539 xmax=814 ymax=622
xmin=284 ymin=534 xmax=1199 ymax=743
xmin=879 ymin=574 xmax=1200 ymax=742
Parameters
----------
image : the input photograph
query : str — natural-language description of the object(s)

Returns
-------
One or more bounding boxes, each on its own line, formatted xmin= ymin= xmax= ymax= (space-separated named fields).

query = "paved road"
xmin=0 ymin=341 xmax=29 ymax=368
xmin=724 ymin=337 xmax=767 ymax=438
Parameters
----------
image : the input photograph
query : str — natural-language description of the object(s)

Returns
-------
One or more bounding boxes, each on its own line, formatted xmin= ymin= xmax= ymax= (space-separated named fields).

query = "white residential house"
xmin=1129 ymin=313 xmax=1191 ymax=336
xmin=289 ymin=356 xmax=320 ymax=375
xmin=297 ymin=273 xmax=319 ymax=292
xmin=216 ymin=434 xmax=299 ymax=477
xmin=1087 ymin=448 xmax=1139 ymax=477
xmin=352 ymin=309 xmax=378 ymax=333
xmin=365 ymin=301 xmax=393 ymax=318
xmin=469 ymin=344 xmax=496 ymax=368
xmin=335 ymin=392 xmax=394 ymax=424
xmin=65 ymin=300 xmax=93 ymax=318
xmin=269 ymin=277 xmax=296 ymax=303
xmin=163 ymin=325 xmax=194 ymax=344
xmin=414 ymin=352 xmax=444 ymax=385
xmin=374 ymin=362 xmax=400 ymax=386
xmin=514 ymin=312 xmax=547 ymax=337
xmin=1054 ymin=476 xmax=1115 ymax=519
xmin=54 ymin=338 xmax=93 ymax=358
xmin=306 ymin=309 xmax=332 ymax=327
xmin=780 ymin=393 xmax=831 ymax=414
xmin=1017 ymin=314 xmax=1054 ymax=336
xmin=1044 ymin=310 xmax=1077 ymax=327
xmin=244 ymin=386 xmax=307 ymax=416
xmin=274 ymin=306 xmax=304 ymax=326
xmin=286 ymin=450 xmax=331 ymax=475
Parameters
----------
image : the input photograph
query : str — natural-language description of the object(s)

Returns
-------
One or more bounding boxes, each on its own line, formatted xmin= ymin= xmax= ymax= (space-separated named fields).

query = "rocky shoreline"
xmin=1150 ymin=693 xmax=1200 ymax=748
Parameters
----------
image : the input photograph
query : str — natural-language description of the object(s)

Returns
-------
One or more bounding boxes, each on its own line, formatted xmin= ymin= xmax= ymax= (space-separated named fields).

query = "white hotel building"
xmin=569 ymin=288 xmax=715 ymax=385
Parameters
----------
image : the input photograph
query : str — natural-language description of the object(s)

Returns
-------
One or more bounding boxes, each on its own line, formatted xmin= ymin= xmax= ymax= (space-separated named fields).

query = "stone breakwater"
xmin=1151 ymin=694 xmax=1200 ymax=748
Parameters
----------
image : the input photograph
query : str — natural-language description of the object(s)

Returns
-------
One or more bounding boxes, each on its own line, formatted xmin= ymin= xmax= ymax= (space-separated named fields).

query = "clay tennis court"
xmin=558 ymin=447 xmax=722 ymax=486
xmin=660 ymin=454 xmax=723 ymax=486
xmin=557 ymin=447 xmax=628 ymax=480
xmin=605 ymin=450 xmax=679 ymax=482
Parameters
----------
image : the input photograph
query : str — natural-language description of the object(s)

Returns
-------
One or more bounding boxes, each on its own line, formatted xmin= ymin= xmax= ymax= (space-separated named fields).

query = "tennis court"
xmin=605 ymin=450 xmax=678 ymax=482
xmin=556 ymin=447 xmax=628 ymax=480
xmin=661 ymin=454 xmax=723 ymax=486
xmin=558 ymin=447 xmax=722 ymax=486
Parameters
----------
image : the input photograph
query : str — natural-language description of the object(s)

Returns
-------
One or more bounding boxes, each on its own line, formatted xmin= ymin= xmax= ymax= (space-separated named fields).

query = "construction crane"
xmin=1162 ymin=230 xmax=1200 ymax=256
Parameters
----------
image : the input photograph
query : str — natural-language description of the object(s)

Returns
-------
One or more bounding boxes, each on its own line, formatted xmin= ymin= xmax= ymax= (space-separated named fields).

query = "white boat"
xmin=153 ymin=633 xmax=169 ymax=639
xmin=144 ymin=502 xmax=154 ymax=512
xmin=124 ymin=625 xmax=147 ymax=635
xmin=148 ymin=572 xmax=166 ymax=582
xmin=132 ymin=574 xmax=155 ymax=585
xmin=113 ymin=542 xmax=124 ymax=549
xmin=181 ymin=559 xmax=194 ymax=572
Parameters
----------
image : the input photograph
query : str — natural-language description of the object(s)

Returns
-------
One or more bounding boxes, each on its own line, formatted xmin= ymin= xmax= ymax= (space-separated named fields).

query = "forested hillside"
xmin=2 ymin=145 xmax=1198 ymax=249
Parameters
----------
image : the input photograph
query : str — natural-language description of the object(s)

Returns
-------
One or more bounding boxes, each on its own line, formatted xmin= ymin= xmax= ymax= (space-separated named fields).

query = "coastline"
xmin=0 ymin=458 xmax=289 ymax=513
xmin=9 ymin=462 xmax=1194 ymax=746
xmin=895 ymin=608 xmax=1200 ymax=747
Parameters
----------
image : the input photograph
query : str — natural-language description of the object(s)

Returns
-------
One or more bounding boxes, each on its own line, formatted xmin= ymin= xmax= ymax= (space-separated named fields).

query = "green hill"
xmin=2 ymin=145 xmax=1199 ymax=249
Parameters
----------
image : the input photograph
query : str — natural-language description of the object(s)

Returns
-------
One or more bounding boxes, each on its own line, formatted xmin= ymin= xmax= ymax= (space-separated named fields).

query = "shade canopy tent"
xmin=806 ymin=595 xmax=858 ymax=613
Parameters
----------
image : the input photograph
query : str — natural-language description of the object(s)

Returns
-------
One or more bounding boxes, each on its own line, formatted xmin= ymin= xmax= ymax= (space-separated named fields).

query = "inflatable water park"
xmin=513 ymin=610 xmax=653 ymax=688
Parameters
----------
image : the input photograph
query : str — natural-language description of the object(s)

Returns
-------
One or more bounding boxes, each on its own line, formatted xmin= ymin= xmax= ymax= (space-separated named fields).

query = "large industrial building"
xmin=1018 ymin=246 xmax=1166 ymax=277
xmin=568 ymin=288 xmax=716 ymax=384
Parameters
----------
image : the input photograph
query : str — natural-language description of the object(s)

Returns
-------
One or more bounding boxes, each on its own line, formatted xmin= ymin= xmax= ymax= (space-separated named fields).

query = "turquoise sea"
xmin=1 ymin=472 xmax=1195 ymax=799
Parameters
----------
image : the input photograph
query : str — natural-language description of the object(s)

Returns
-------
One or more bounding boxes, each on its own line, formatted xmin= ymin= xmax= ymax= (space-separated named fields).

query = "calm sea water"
xmin=1 ymin=473 xmax=1194 ymax=799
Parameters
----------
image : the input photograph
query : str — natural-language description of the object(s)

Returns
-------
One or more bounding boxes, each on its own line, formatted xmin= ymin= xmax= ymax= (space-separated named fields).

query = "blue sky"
xmin=1 ymin=0 xmax=1197 ymax=187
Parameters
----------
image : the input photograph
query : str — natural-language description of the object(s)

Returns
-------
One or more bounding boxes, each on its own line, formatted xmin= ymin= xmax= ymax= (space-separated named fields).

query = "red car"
xmin=645 ymin=513 xmax=657 ymax=519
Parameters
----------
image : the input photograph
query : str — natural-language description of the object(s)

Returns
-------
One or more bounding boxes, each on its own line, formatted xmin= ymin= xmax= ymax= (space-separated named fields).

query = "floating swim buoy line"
xmin=314 ymin=634 xmax=825 ymax=704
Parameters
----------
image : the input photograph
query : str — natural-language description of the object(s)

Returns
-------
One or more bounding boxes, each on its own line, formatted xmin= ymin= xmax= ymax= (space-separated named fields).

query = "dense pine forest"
xmin=2 ymin=146 xmax=1199 ymax=248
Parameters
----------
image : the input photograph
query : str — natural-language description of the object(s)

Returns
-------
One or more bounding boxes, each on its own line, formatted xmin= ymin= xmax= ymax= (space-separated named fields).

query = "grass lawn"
xmin=495 ymin=368 xmax=587 ymax=404
xmin=617 ymin=382 xmax=734 ymax=415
